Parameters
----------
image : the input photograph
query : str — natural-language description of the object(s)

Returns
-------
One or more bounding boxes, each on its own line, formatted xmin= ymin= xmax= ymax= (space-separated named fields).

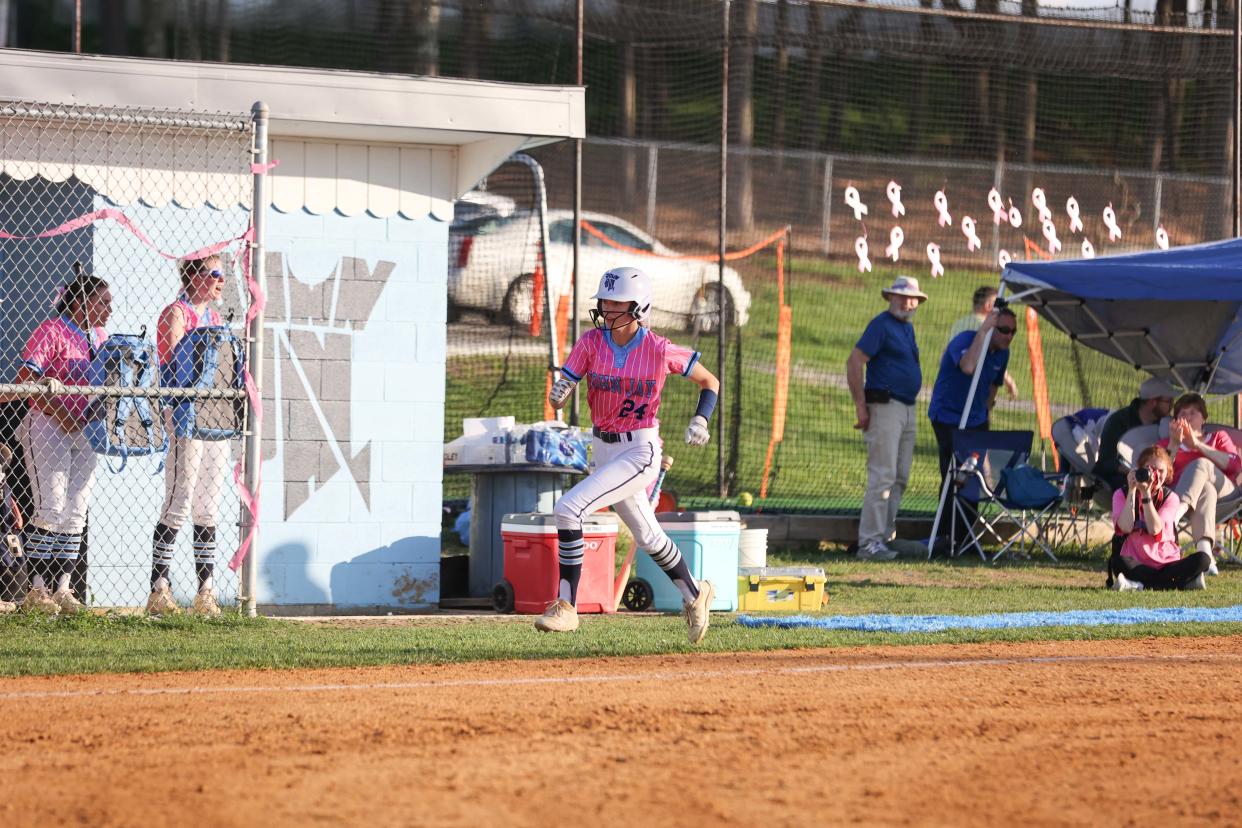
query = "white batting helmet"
xmin=590 ymin=266 xmax=652 ymax=329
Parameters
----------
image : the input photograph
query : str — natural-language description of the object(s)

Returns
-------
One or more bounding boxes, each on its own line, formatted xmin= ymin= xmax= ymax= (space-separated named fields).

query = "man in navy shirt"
xmin=846 ymin=275 xmax=927 ymax=561
xmin=928 ymin=306 xmax=1016 ymax=552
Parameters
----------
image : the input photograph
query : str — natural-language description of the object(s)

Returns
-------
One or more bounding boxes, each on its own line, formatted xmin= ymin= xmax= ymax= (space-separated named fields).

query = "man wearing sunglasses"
xmin=928 ymin=306 xmax=1017 ymax=553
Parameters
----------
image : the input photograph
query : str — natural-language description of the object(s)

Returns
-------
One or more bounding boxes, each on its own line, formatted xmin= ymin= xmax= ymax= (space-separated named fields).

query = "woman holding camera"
xmin=1156 ymin=392 xmax=1241 ymax=573
xmin=1111 ymin=445 xmax=1212 ymax=591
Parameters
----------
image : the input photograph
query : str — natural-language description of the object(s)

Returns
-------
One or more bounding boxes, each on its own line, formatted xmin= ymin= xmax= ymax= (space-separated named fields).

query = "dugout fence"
xmin=0 ymin=98 xmax=266 ymax=611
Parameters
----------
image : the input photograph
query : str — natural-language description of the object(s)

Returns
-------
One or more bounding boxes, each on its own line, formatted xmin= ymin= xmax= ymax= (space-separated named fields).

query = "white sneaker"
xmin=858 ymin=540 xmax=898 ymax=562
xmin=52 ymin=587 xmax=84 ymax=614
xmin=21 ymin=586 xmax=59 ymax=616
xmin=683 ymin=579 xmax=716 ymax=645
xmin=1207 ymin=552 xmax=1219 ymax=577
xmin=534 ymin=599 xmax=579 ymax=633
xmin=190 ymin=590 xmax=221 ymax=618
xmin=145 ymin=586 xmax=180 ymax=616
xmin=0 ymin=599 xmax=16 ymax=614
xmin=1113 ymin=572 xmax=1144 ymax=592
xmin=1185 ymin=572 xmax=1207 ymax=591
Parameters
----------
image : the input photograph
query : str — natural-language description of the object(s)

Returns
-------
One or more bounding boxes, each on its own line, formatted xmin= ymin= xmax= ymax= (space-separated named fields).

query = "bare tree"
xmin=770 ymin=0 xmax=789 ymax=171
xmin=141 ymin=0 xmax=167 ymax=58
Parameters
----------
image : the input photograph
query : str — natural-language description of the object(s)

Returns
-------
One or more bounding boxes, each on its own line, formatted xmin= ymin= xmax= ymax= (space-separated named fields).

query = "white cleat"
xmin=145 ymin=586 xmax=181 ymax=616
xmin=190 ymin=590 xmax=221 ymax=618
xmin=1112 ymin=572 xmax=1144 ymax=592
xmin=683 ymin=579 xmax=715 ymax=644
xmin=534 ymin=599 xmax=579 ymax=633
xmin=22 ymin=586 xmax=59 ymax=616
xmin=52 ymin=587 xmax=84 ymax=615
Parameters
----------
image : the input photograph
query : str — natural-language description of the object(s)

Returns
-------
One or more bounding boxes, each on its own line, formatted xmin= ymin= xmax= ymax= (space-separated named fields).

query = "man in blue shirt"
xmin=846 ymin=275 xmax=927 ymax=561
xmin=928 ymin=306 xmax=1017 ymax=552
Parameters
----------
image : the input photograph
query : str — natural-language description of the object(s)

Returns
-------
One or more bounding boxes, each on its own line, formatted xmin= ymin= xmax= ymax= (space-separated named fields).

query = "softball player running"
xmin=5 ymin=273 xmax=112 ymax=615
xmin=540 ymin=266 xmax=720 ymax=643
xmin=146 ymin=255 xmax=229 ymax=617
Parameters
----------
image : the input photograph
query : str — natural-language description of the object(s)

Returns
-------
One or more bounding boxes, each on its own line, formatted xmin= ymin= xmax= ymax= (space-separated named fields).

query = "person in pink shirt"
xmin=145 ymin=254 xmax=229 ymax=618
xmin=1156 ymin=392 xmax=1241 ymax=574
xmin=4 ymin=273 xmax=112 ymax=614
xmin=539 ymin=266 xmax=721 ymax=642
xmin=1110 ymin=445 xmax=1211 ymax=590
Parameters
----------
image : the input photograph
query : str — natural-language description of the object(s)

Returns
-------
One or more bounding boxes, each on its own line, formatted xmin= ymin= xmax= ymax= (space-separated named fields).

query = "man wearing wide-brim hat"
xmin=845 ymin=275 xmax=928 ymax=561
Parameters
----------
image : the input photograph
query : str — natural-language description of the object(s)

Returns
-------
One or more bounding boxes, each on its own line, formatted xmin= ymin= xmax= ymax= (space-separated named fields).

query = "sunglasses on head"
xmin=995 ymin=326 xmax=1016 ymax=335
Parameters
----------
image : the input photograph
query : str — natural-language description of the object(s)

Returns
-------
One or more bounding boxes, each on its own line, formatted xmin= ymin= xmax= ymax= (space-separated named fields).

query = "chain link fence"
xmin=0 ymin=99 xmax=256 ymax=611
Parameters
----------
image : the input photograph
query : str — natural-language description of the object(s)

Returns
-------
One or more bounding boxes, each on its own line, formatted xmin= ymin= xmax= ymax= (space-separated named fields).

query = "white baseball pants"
xmin=553 ymin=427 xmax=672 ymax=552
xmin=158 ymin=409 xmax=231 ymax=530
xmin=19 ymin=408 xmax=97 ymax=535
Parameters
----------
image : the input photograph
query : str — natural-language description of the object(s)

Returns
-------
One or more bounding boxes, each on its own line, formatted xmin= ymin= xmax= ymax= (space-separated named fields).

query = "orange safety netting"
xmin=1022 ymin=237 xmax=1056 ymax=469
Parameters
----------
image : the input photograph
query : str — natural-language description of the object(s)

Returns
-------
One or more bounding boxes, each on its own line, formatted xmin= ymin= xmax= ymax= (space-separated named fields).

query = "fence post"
xmin=645 ymin=144 xmax=659 ymax=236
xmin=241 ymin=101 xmax=269 ymax=618
xmin=1152 ymin=174 xmax=1163 ymax=239
xmin=819 ymin=154 xmax=833 ymax=253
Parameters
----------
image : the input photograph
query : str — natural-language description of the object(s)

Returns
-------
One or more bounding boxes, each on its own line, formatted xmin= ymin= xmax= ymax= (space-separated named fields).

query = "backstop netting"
xmin=53 ymin=0 xmax=1237 ymax=513
xmin=0 ymin=99 xmax=255 ymax=609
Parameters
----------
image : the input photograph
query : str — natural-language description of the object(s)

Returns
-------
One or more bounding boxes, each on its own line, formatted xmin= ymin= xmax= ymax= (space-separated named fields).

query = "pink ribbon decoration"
xmin=988 ymin=188 xmax=1006 ymax=226
xmin=886 ymin=181 xmax=905 ymax=218
xmin=1156 ymin=226 xmax=1170 ymax=250
xmin=885 ymin=225 xmax=904 ymax=261
xmin=250 ymin=159 xmax=281 ymax=175
xmin=229 ymin=226 xmax=266 ymax=573
xmin=934 ymin=190 xmax=952 ymax=228
xmin=854 ymin=236 xmax=872 ymax=273
xmin=961 ymin=216 xmax=981 ymax=252
xmin=1042 ymin=219 xmax=1062 ymax=254
xmin=0 ymin=207 xmax=249 ymax=262
xmin=926 ymin=242 xmax=944 ymax=278
xmin=998 ymin=249 xmax=1012 ymax=270
xmin=1102 ymin=203 xmax=1122 ymax=241
xmin=1066 ymin=197 xmax=1084 ymax=234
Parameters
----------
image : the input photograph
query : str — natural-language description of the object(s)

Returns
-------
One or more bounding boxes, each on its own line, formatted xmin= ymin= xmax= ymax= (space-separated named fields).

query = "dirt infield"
xmin=2 ymin=635 xmax=1241 ymax=827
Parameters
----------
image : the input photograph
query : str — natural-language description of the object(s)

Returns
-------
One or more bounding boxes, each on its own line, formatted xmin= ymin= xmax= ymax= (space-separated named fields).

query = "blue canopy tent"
xmin=927 ymin=237 xmax=1242 ymax=557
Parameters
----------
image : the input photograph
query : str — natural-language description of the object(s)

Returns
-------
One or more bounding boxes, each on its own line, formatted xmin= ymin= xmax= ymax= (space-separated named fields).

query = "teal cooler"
xmin=635 ymin=511 xmax=741 ymax=611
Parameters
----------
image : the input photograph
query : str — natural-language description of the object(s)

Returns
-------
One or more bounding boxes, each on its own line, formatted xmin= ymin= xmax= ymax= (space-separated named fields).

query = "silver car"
xmin=448 ymin=208 xmax=751 ymax=333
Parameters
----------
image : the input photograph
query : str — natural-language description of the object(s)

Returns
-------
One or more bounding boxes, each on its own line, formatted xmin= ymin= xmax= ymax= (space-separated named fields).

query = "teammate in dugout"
xmin=145 ymin=255 xmax=230 ymax=617
xmin=541 ymin=266 xmax=721 ymax=643
xmin=1 ymin=273 xmax=112 ymax=614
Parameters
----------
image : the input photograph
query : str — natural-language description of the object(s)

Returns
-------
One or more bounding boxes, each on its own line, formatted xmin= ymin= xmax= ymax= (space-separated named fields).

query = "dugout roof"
xmin=0 ymin=48 xmax=585 ymax=221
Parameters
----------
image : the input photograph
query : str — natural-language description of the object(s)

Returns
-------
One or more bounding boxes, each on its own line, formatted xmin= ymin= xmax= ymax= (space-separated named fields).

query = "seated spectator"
xmin=1092 ymin=377 xmax=1175 ymax=494
xmin=1157 ymin=392 xmax=1242 ymax=574
xmin=0 ymin=272 xmax=112 ymax=614
xmin=1111 ymin=446 xmax=1210 ymax=591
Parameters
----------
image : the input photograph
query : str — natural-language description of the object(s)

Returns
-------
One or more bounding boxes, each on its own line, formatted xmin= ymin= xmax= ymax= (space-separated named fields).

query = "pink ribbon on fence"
xmin=250 ymin=159 xmax=280 ymax=175
xmin=0 ymin=207 xmax=249 ymax=261
xmin=229 ymin=225 xmax=265 ymax=573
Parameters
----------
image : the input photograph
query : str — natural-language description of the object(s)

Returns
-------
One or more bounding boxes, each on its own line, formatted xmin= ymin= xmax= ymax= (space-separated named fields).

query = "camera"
xmin=993 ymin=296 xmax=1010 ymax=311
xmin=1134 ymin=468 xmax=1151 ymax=483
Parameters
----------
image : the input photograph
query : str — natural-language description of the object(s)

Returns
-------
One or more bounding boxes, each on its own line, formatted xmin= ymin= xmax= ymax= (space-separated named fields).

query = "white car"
xmin=448 ymin=208 xmax=751 ymax=333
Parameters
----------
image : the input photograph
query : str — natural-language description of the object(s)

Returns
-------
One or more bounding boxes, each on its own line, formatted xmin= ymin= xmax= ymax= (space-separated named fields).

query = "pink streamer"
xmin=250 ymin=159 xmax=280 ymax=175
xmin=229 ymin=227 xmax=265 ymax=573
xmin=0 ymin=208 xmax=248 ymax=261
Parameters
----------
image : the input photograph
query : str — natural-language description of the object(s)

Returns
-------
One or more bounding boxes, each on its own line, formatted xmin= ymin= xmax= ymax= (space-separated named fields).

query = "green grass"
xmin=3 ymin=548 xmax=1240 ymax=677
xmin=447 ymin=257 xmax=1236 ymax=510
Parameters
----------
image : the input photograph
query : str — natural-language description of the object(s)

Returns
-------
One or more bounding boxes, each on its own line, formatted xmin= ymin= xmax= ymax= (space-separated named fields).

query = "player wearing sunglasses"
xmin=146 ymin=255 xmax=229 ymax=616
xmin=927 ymin=305 xmax=1018 ymax=554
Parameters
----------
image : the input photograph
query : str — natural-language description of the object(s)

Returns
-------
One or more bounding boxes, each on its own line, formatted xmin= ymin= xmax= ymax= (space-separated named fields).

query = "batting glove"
xmin=35 ymin=376 xmax=67 ymax=395
xmin=548 ymin=377 xmax=576 ymax=409
xmin=685 ymin=414 xmax=711 ymax=446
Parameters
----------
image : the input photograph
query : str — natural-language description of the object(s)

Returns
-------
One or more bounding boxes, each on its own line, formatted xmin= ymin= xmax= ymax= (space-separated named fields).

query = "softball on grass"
xmin=737 ymin=491 xmax=754 ymax=507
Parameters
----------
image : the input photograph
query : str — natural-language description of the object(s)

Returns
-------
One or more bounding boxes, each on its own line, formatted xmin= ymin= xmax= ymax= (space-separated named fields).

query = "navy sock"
xmin=557 ymin=528 xmax=584 ymax=605
xmin=649 ymin=538 xmax=699 ymax=601
xmin=192 ymin=525 xmax=216 ymax=590
xmin=152 ymin=523 xmax=176 ymax=588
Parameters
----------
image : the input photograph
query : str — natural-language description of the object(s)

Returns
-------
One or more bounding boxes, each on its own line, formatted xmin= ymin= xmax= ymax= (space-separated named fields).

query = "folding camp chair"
xmin=1048 ymin=408 xmax=1111 ymax=548
xmin=947 ymin=429 xmax=1066 ymax=563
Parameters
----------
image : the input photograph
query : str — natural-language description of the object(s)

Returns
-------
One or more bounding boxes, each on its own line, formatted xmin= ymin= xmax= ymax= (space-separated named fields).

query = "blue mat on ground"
xmin=736 ymin=605 xmax=1242 ymax=634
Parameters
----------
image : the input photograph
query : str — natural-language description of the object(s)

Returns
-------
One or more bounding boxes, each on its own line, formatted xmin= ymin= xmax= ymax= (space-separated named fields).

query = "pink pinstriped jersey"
xmin=157 ymin=293 xmax=222 ymax=363
xmin=20 ymin=315 xmax=109 ymax=421
xmin=561 ymin=327 xmax=699 ymax=433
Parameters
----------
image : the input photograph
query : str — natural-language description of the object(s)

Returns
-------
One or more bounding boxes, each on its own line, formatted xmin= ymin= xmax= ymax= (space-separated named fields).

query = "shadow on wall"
xmin=329 ymin=535 xmax=441 ymax=609
xmin=261 ymin=542 xmax=330 ymax=605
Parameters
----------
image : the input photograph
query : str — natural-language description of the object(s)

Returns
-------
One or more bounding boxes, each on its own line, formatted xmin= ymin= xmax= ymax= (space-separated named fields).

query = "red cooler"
xmin=496 ymin=513 xmax=619 ymax=614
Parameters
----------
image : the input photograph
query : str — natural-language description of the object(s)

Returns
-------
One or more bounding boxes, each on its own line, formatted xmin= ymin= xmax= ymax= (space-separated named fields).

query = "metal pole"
xmin=645 ymin=146 xmax=659 ymax=236
xmin=1234 ymin=0 xmax=1240 ymax=426
xmin=73 ymin=0 xmax=81 ymax=53
xmin=241 ymin=101 xmax=270 ymax=618
xmin=717 ymin=0 xmax=730 ymax=497
xmin=819 ymin=155 xmax=833 ymax=253
xmin=571 ymin=0 xmax=583 ymax=426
